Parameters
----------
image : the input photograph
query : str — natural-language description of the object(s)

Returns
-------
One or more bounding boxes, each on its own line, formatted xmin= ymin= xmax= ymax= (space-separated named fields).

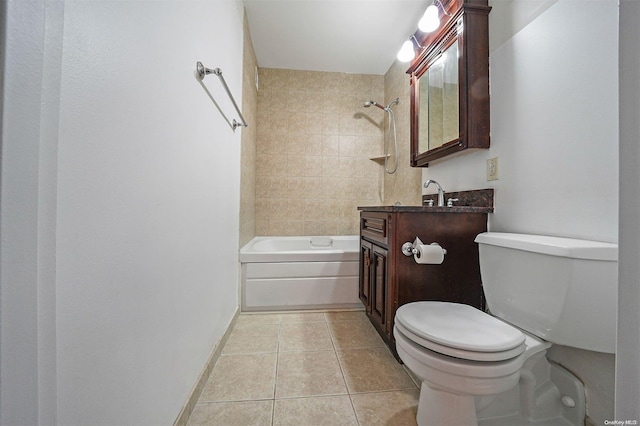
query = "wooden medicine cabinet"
xmin=408 ymin=0 xmax=491 ymax=167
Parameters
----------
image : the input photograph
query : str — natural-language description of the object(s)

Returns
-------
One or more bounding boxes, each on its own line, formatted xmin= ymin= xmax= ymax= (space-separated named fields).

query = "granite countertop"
xmin=358 ymin=188 xmax=495 ymax=214
xmin=357 ymin=205 xmax=494 ymax=213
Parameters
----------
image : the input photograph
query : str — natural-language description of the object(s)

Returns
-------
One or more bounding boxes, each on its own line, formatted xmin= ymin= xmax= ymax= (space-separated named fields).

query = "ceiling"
xmin=243 ymin=0 xmax=431 ymax=75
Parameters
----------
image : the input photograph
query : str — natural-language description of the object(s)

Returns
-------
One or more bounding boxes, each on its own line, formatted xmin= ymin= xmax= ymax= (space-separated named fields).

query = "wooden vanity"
xmin=358 ymin=203 xmax=491 ymax=356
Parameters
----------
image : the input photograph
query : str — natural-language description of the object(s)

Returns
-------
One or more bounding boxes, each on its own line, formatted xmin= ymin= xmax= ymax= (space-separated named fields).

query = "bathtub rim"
xmin=239 ymin=235 xmax=360 ymax=263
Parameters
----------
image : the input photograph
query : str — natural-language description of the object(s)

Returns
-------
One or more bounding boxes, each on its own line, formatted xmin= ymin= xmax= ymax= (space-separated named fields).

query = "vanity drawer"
xmin=361 ymin=212 xmax=389 ymax=246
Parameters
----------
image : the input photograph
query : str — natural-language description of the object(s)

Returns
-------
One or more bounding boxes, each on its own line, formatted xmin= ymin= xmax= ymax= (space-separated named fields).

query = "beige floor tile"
xmin=235 ymin=313 xmax=283 ymax=328
xmin=222 ymin=324 xmax=279 ymax=354
xmin=327 ymin=319 xmax=385 ymax=349
xmin=199 ymin=353 xmax=277 ymax=402
xmin=275 ymin=350 xmax=347 ymax=398
xmin=324 ymin=310 xmax=367 ymax=323
xmin=279 ymin=312 xmax=326 ymax=323
xmin=351 ymin=390 xmax=419 ymax=426
xmin=337 ymin=347 xmax=417 ymax=393
xmin=188 ymin=310 xmax=424 ymax=426
xmin=273 ymin=395 xmax=358 ymax=426
xmin=278 ymin=322 xmax=334 ymax=352
xmin=188 ymin=400 xmax=273 ymax=425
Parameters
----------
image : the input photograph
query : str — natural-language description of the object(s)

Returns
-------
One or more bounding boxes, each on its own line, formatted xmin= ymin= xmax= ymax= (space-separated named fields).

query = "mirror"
xmin=409 ymin=0 xmax=491 ymax=167
xmin=419 ymin=40 xmax=459 ymax=153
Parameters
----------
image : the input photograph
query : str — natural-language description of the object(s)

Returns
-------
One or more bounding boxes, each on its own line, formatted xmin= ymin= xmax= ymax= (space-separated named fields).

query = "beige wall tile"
xmin=254 ymin=68 xmax=385 ymax=236
xmin=383 ymin=59 xmax=422 ymax=206
xmin=322 ymin=134 xmax=340 ymax=155
xmin=239 ymin=14 xmax=259 ymax=246
xmin=304 ymin=156 xmax=323 ymax=177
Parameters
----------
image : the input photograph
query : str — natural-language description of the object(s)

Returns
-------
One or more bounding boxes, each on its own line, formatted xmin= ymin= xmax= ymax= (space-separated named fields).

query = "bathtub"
xmin=239 ymin=236 xmax=362 ymax=311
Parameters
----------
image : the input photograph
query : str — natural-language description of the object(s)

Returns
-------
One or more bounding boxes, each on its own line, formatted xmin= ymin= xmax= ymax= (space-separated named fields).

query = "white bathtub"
xmin=239 ymin=236 xmax=362 ymax=311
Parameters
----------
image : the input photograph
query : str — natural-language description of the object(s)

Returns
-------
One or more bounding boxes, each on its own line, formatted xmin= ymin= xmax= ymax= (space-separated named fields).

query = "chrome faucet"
xmin=424 ymin=179 xmax=445 ymax=207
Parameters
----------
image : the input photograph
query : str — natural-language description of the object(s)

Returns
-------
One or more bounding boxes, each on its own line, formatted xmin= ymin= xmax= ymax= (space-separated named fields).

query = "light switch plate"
xmin=487 ymin=157 xmax=499 ymax=181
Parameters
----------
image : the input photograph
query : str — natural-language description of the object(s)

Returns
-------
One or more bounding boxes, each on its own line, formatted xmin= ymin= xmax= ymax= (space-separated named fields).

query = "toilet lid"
xmin=395 ymin=302 xmax=526 ymax=355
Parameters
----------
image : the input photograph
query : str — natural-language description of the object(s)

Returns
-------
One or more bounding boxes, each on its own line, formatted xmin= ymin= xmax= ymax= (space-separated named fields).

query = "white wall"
xmin=424 ymin=0 xmax=619 ymax=243
xmin=617 ymin=0 xmax=640 ymax=419
xmin=1 ymin=0 xmax=244 ymax=424
xmin=422 ymin=0 xmax=619 ymax=423
xmin=1 ymin=2 xmax=63 ymax=424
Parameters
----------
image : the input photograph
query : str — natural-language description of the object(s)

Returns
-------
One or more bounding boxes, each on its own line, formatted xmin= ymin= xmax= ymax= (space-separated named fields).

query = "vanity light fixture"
xmin=418 ymin=3 xmax=440 ymax=33
xmin=397 ymin=35 xmax=424 ymax=63
xmin=397 ymin=0 xmax=451 ymax=62
xmin=420 ymin=0 xmax=451 ymax=32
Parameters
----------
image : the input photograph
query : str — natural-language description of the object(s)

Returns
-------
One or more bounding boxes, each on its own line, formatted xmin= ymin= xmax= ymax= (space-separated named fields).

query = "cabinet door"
xmin=359 ymin=239 xmax=372 ymax=312
xmin=370 ymin=245 xmax=388 ymax=330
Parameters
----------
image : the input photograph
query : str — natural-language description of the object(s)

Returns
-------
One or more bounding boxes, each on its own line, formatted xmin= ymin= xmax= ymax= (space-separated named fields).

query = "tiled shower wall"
xmin=255 ymin=69 xmax=386 ymax=236
xmin=239 ymin=14 xmax=259 ymax=247
xmin=383 ymin=60 xmax=422 ymax=206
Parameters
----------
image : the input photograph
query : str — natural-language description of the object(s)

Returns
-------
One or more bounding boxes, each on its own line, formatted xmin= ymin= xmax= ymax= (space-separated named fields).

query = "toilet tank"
xmin=475 ymin=232 xmax=618 ymax=354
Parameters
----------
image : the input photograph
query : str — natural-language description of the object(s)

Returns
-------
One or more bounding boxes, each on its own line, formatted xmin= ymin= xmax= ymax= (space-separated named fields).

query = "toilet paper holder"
xmin=401 ymin=237 xmax=447 ymax=257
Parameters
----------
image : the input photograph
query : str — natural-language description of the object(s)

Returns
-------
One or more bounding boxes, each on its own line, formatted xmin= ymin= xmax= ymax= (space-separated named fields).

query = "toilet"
xmin=394 ymin=232 xmax=618 ymax=426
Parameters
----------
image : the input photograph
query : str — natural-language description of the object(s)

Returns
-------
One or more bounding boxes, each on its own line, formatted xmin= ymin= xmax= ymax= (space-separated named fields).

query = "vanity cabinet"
xmin=358 ymin=207 xmax=488 ymax=355
xmin=359 ymin=239 xmax=388 ymax=330
xmin=359 ymin=212 xmax=391 ymax=339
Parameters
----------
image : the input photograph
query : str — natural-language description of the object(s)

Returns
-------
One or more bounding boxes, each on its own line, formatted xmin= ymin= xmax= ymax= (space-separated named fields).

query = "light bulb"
xmin=418 ymin=4 xmax=440 ymax=33
xmin=397 ymin=40 xmax=415 ymax=62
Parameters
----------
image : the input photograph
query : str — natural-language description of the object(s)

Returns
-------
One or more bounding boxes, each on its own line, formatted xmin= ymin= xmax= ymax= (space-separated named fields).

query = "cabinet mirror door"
xmin=418 ymin=40 xmax=459 ymax=153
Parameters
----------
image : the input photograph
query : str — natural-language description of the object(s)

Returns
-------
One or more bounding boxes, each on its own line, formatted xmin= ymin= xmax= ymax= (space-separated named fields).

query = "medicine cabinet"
xmin=408 ymin=0 xmax=491 ymax=167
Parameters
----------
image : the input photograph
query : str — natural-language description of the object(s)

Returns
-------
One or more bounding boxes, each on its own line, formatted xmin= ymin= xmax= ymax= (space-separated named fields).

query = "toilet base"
xmin=417 ymin=382 xmax=478 ymax=426
xmin=413 ymin=354 xmax=585 ymax=426
xmin=477 ymin=360 xmax=585 ymax=426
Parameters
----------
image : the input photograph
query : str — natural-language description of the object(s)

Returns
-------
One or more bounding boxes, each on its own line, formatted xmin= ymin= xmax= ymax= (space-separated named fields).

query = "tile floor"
xmin=187 ymin=310 xmax=420 ymax=426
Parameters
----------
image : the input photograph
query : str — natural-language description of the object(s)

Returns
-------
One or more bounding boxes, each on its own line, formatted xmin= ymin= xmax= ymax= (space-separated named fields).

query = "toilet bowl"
xmin=394 ymin=302 xmax=550 ymax=425
xmin=394 ymin=232 xmax=618 ymax=426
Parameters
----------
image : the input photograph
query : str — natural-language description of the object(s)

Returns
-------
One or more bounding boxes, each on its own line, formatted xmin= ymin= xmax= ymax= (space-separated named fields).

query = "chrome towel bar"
xmin=196 ymin=61 xmax=248 ymax=131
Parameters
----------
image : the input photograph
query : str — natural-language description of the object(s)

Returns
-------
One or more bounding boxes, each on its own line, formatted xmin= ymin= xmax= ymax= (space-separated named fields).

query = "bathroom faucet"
xmin=424 ymin=180 xmax=445 ymax=206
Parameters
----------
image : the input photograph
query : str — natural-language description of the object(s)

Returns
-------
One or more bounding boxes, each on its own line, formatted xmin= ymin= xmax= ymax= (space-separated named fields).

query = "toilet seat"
xmin=395 ymin=302 xmax=526 ymax=362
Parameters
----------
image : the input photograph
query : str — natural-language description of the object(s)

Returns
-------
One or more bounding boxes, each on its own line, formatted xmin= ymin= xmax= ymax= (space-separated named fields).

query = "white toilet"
xmin=394 ymin=232 xmax=618 ymax=426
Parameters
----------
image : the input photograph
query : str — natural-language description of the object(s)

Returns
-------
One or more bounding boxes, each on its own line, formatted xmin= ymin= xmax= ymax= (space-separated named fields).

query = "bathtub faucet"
xmin=424 ymin=180 xmax=445 ymax=207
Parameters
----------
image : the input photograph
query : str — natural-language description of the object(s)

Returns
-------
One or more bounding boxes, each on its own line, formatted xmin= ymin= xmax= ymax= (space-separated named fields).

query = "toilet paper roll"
xmin=413 ymin=243 xmax=445 ymax=264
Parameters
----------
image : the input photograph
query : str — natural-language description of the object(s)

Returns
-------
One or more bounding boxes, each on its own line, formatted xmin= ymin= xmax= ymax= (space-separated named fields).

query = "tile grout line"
xmin=324 ymin=315 xmax=361 ymax=425
xmin=271 ymin=317 xmax=283 ymax=426
xmin=198 ymin=311 xmax=415 ymax=425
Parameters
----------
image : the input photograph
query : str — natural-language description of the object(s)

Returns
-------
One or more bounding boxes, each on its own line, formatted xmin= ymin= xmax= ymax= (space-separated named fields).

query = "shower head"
xmin=363 ymin=100 xmax=386 ymax=110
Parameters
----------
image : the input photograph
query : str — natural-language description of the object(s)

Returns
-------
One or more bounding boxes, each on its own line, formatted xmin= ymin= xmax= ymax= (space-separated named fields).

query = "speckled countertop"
xmin=357 ymin=205 xmax=493 ymax=213
xmin=358 ymin=188 xmax=495 ymax=214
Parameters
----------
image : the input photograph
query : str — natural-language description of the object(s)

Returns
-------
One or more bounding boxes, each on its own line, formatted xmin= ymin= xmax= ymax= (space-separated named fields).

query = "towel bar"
xmin=196 ymin=61 xmax=248 ymax=131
